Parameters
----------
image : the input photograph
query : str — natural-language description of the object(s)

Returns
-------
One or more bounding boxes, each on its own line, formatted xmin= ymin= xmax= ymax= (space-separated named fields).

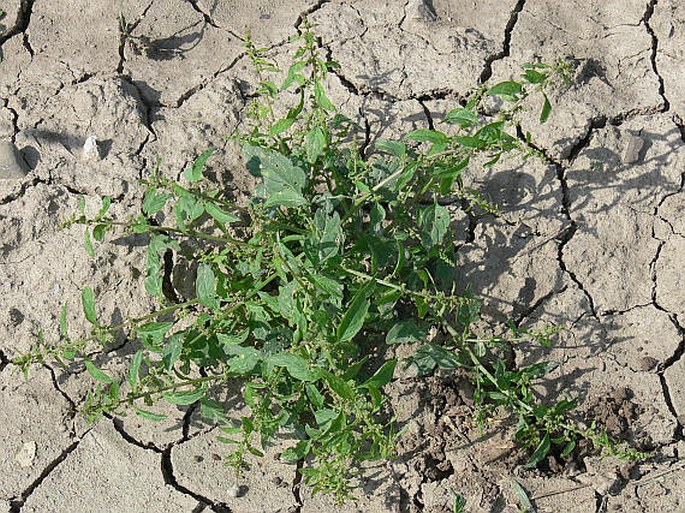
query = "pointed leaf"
xmin=540 ymin=93 xmax=552 ymax=124
xmin=59 ymin=303 xmax=68 ymax=338
xmin=487 ymin=81 xmax=524 ymax=99
xmin=84 ymin=228 xmax=95 ymax=258
xmin=164 ymin=387 xmax=205 ymax=405
xmin=361 ymin=360 xmax=396 ymax=389
xmin=196 ymin=263 xmax=219 ymax=310
xmin=305 ymin=126 xmax=326 ymax=163
xmin=337 ymin=290 xmax=370 ymax=342
xmin=525 ymin=433 xmax=551 ymax=468
xmin=314 ymin=81 xmax=335 ymax=111
xmin=386 ymin=320 xmax=428 ymax=344
xmin=204 ymin=202 xmax=240 ymax=223
xmin=267 ymin=353 xmax=319 ymax=382
xmin=183 ymin=147 xmax=215 ymax=183
xmin=81 ymin=287 xmax=97 ymax=325
xmin=84 ymin=360 xmax=114 ymax=383
xmin=134 ymin=407 xmax=167 ymax=422
xmin=128 ymin=350 xmax=144 ymax=388
xmin=405 ymin=129 xmax=449 ymax=145
xmin=444 ymin=108 xmax=478 ymax=128
xmin=143 ymin=188 xmax=171 ymax=216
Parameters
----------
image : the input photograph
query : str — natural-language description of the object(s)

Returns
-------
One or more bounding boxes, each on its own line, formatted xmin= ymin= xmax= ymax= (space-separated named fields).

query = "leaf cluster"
xmin=13 ymin=27 xmax=644 ymax=502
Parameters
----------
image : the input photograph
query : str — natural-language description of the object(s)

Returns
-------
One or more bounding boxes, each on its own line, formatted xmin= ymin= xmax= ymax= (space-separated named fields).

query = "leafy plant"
xmin=13 ymin=24 xmax=645 ymax=502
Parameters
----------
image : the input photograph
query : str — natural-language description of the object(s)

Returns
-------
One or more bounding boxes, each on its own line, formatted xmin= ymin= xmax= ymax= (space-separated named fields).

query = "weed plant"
xmin=14 ymin=25 xmax=645 ymax=501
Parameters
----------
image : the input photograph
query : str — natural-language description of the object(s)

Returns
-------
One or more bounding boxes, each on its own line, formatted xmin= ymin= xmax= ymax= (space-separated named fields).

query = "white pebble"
xmin=82 ymin=135 xmax=101 ymax=161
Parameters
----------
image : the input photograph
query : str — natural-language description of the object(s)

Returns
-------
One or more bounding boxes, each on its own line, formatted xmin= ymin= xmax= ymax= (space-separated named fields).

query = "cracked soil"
xmin=1 ymin=1 xmax=685 ymax=512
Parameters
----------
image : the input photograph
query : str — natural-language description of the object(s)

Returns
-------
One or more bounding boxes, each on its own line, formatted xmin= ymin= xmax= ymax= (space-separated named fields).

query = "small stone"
xmin=82 ymin=135 xmax=101 ymax=161
xmin=622 ymin=134 xmax=645 ymax=164
xmin=0 ymin=140 xmax=29 ymax=179
xmin=637 ymin=356 xmax=659 ymax=372
xmin=406 ymin=0 xmax=437 ymax=21
xmin=15 ymin=441 xmax=37 ymax=468
xmin=227 ymin=484 xmax=240 ymax=498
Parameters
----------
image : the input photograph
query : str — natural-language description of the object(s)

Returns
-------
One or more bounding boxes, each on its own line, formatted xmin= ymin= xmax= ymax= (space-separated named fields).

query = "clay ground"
xmin=1 ymin=0 xmax=685 ymax=512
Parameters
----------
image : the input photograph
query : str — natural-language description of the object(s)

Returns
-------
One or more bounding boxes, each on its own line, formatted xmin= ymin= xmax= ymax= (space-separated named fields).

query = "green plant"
xmin=451 ymin=491 xmax=468 ymax=513
xmin=14 ymin=25 xmax=645 ymax=502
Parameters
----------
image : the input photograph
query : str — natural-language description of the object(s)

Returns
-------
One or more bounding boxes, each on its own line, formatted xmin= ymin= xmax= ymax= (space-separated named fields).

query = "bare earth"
xmin=1 ymin=1 xmax=685 ymax=512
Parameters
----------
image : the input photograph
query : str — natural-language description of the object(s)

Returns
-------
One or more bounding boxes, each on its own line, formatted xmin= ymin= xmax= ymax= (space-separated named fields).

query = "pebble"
xmin=15 ymin=440 xmax=37 ymax=468
xmin=82 ymin=135 xmax=101 ymax=161
xmin=622 ymin=134 xmax=645 ymax=164
xmin=0 ymin=140 xmax=29 ymax=179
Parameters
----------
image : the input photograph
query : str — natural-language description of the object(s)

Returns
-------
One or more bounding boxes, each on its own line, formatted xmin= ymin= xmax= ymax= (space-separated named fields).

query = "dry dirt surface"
xmin=1 ymin=1 xmax=685 ymax=512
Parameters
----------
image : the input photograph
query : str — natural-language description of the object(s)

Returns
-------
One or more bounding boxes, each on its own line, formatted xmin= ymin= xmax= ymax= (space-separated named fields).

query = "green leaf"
xmin=136 ymin=321 xmax=174 ymax=345
xmin=305 ymin=209 xmax=341 ymax=266
xmin=81 ymin=287 xmax=97 ymax=325
xmin=92 ymin=224 xmax=108 ymax=242
xmin=314 ymin=81 xmax=335 ymax=111
xmin=314 ymin=408 xmax=337 ymax=426
xmin=164 ymin=387 xmax=205 ymax=405
xmin=243 ymin=145 xmax=308 ymax=208
xmin=337 ymin=287 xmax=370 ymax=342
xmin=405 ymin=129 xmax=449 ymax=145
xmin=174 ymin=192 xmax=205 ymax=228
xmin=134 ymin=407 xmax=167 ymax=422
xmin=269 ymin=117 xmax=296 ymax=137
xmin=305 ymin=126 xmax=326 ymax=163
xmin=361 ymin=360 xmax=396 ymax=389
xmin=281 ymin=440 xmax=312 ymax=462
xmin=96 ymin=196 xmax=111 ymax=220
xmin=561 ymin=439 xmax=576 ymax=458
xmin=267 ymin=353 xmax=319 ymax=382
xmin=418 ymin=204 xmax=450 ymax=248
xmin=128 ymin=350 xmax=144 ymax=388
xmin=523 ymin=69 xmax=546 ymax=84
xmin=325 ymin=373 xmax=355 ymax=400
xmin=511 ymin=479 xmax=536 ymax=512
xmin=204 ymin=202 xmax=240 ymax=223
xmin=452 ymin=135 xmax=486 ymax=148
xmin=540 ymin=93 xmax=552 ymax=124
xmin=196 ymin=263 xmax=219 ymax=310
xmin=200 ymin=398 xmax=227 ymax=422
xmin=374 ymin=140 xmax=406 ymax=157
xmin=183 ymin=147 xmax=215 ymax=183
xmin=282 ymin=60 xmax=307 ymax=90
xmin=84 ymin=360 xmax=114 ymax=383
xmin=162 ymin=333 xmax=182 ymax=371
xmin=225 ymin=345 xmax=261 ymax=374
xmin=217 ymin=329 xmax=250 ymax=346
xmin=525 ymin=433 xmax=551 ymax=468
xmin=411 ymin=343 xmax=461 ymax=376
xmin=444 ymin=108 xmax=478 ymax=128
xmin=142 ymin=189 xmax=171 ymax=215
xmin=386 ymin=320 xmax=428 ymax=344
xmin=486 ymin=81 xmax=524 ymax=99
xmin=84 ymin=228 xmax=95 ymax=258
xmin=305 ymin=383 xmax=325 ymax=408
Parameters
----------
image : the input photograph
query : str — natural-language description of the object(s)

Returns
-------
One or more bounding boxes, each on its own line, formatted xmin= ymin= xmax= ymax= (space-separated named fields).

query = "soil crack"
xmin=161 ymin=447 xmax=233 ymax=513
xmin=8 ymin=435 xmax=87 ymax=513
xmin=642 ymin=0 xmax=670 ymax=113
xmin=479 ymin=0 xmax=526 ymax=84
xmin=110 ymin=415 xmax=165 ymax=453
xmin=0 ymin=0 xmax=35 ymax=51
xmin=295 ymin=0 xmax=332 ymax=29
xmin=0 ymin=349 xmax=9 ymax=371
